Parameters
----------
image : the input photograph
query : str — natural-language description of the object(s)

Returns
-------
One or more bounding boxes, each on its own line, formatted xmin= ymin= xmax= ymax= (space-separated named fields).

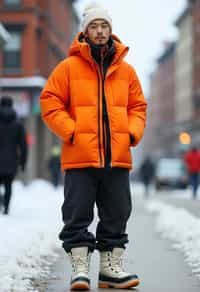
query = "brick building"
xmin=174 ymin=0 xmax=200 ymax=149
xmin=146 ymin=0 xmax=200 ymax=159
xmin=0 ymin=0 xmax=79 ymax=180
xmin=191 ymin=0 xmax=200 ymax=123
xmin=144 ymin=43 xmax=176 ymax=159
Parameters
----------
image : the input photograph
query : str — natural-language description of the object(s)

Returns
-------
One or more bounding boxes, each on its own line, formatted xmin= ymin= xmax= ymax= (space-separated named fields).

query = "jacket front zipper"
xmin=100 ymin=54 xmax=112 ymax=168
xmin=90 ymin=46 xmax=112 ymax=168
xmin=96 ymin=71 xmax=103 ymax=167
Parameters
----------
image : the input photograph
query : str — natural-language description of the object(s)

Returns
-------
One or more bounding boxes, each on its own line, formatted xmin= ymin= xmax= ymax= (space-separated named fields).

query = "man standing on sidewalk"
xmin=40 ymin=2 xmax=147 ymax=290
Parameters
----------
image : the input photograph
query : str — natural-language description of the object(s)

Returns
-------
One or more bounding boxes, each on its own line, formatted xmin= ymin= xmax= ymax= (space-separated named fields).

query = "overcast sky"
xmin=74 ymin=0 xmax=187 ymax=95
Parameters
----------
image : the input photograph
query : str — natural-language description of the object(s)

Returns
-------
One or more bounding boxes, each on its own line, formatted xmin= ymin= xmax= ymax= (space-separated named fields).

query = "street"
xmin=0 ymin=1 xmax=200 ymax=292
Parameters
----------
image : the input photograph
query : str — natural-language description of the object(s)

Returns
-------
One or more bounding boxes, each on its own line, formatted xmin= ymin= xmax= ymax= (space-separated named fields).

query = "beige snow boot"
xmin=68 ymin=247 xmax=91 ymax=290
xmin=99 ymin=248 xmax=140 ymax=289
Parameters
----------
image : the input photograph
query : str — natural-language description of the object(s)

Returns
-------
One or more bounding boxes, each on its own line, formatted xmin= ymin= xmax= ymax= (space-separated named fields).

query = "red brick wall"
xmin=158 ymin=56 xmax=175 ymax=125
xmin=143 ymin=70 xmax=162 ymax=156
xmin=0 ymin=12 xmax=38 ymax=76
xmin=145 ymin=47 xmax=176 ymax=156
xmin=0 ymin=0 xmax=75 ymax=77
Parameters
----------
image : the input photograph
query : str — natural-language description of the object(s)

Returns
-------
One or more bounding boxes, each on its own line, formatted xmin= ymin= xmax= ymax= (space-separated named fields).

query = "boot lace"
xmin=111 ymin=255 xmax=124 ymax=273
xmin=71 ymin=255 xmax=90 ymax=274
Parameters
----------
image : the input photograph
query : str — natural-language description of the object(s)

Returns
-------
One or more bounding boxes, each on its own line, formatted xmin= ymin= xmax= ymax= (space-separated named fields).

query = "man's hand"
xmin=130 ymin=134 xmax=135 ymax=145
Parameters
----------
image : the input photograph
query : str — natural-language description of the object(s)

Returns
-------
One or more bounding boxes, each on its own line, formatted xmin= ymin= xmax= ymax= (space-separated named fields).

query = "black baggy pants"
xmin=0 ymin=175 xmax=14 ymax=214
xmin=59 ymin=167 xmax=132 ymax=253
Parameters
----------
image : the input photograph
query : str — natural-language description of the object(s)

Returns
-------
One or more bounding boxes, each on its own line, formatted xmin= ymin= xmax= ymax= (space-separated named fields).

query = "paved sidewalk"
xmin=42 ymin=196 xmax=200 ymax=292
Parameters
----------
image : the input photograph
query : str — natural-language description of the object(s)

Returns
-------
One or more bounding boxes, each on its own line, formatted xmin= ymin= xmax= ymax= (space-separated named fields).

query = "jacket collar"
xmin=68 ymin=32 xmax=129 ymax=71
xmin=85 ymin=36 xmax=115 ymax=65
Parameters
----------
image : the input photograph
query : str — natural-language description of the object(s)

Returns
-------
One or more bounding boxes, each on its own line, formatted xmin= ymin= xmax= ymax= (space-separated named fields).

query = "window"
xmin=3 ymin=31 xmax=21 ymax=72
xmin=4 ymin=0 xmax=21 ymax=5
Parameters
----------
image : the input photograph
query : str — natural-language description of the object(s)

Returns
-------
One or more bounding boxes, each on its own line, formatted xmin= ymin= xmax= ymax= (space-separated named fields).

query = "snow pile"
xmin=0 ymin=180 xmax=63 ymax=292
xmin=146 ymin=200 xmax=200 ymax=278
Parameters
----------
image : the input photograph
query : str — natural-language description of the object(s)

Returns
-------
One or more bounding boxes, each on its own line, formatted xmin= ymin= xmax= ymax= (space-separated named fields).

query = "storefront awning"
xmin=0 ymin=76 xmax=46 ymax=88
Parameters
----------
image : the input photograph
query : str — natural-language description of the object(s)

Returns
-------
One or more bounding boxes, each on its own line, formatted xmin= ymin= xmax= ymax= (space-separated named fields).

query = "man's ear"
xmin=84 ymin=29 xmax=88 ymax=38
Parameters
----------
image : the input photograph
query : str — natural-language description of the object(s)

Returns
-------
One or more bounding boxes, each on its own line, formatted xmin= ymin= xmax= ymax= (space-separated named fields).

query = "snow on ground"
xmin=0 ymin=180 xmax=63 ymax=292
xmin=145 ymin=199 xmax=200 ymax=279
xmin=132 ymin=182 xmax=200 ymax=278
xmin=1 ymin=179 xmax=200 ymax=290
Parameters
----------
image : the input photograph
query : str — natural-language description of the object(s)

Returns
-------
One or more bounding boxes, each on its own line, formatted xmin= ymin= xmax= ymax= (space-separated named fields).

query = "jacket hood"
xmin=68 ymin=32 xmax=129 ymax=66
xmin=0 ymin=106 xmax=17 ymax=123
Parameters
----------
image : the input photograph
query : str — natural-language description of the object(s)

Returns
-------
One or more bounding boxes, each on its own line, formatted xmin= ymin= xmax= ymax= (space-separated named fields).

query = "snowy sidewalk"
xmin=1 ymin=181 xmax=200 ymax=291
xmin=0 ymin=180 xmax=63 ymax=292
xmin=146 ymin=195 xmax=200 ymax=283
xmin=45 ymin=195 xmax=200 ymax=292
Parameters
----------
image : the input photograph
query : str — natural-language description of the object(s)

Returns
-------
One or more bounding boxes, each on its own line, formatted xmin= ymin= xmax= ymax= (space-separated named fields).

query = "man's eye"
xmin=90 ymin=26 xmax=96 ymax=29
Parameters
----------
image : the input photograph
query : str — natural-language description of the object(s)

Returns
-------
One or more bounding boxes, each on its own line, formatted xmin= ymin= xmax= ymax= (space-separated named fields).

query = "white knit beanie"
xmin=82 ymin=1 xmax=112 ymax=33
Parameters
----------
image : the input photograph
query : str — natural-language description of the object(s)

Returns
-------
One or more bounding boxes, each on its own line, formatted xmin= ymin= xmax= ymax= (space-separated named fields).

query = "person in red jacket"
xmin=40 ymin=2 xmax=147 ymax=290
xmin=184 ymin=146 xmax=200 ymax=199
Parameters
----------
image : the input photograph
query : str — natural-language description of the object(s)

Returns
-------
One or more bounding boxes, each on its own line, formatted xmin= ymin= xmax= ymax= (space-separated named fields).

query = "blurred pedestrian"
xmin=139 ymin=156 xmax=155 ymax=197
xmin=184 ymin=146 xmax=200 ymax=199
xmin=40 ymin=2 xmax=147 ymax=290
xmin=48 ymin=145 xmax=61 ymax=188
xmin=0 ymin=96 xmax=27 ymax=215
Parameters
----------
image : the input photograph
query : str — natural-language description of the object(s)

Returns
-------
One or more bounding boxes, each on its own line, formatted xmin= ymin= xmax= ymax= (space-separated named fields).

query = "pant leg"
xmin=191 ymin=173 xmax=199 ymax=199
xmin=3 ymin=175 xmax=13 ymax=214
xmin=51 ymin=172 xmax=59 ymax=188
xmin=96 ymin=168 xmax=132 ymax=251
xmin=59 ymin=168 xmax=98 ymax=252
xmin=144 ymin=178 xmax=150 ymax=197
xmin=0 ymin=178 xmax=3 ymax=211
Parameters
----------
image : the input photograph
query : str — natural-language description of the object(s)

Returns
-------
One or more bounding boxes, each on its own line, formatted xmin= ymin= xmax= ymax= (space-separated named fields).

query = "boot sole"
xmin=71 ymin=281 xmax=90 ymax=290
xmin=98 ymin=278 xmax=140 ymax=289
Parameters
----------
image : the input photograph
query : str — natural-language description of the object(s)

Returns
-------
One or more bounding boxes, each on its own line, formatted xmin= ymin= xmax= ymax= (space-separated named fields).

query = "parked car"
xmin=155 ymin=158 xmax=189 ymax=190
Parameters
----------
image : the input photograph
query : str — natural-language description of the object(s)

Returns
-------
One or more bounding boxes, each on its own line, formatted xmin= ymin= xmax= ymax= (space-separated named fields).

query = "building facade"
xmin=190 ymin=0 xmax=200 ymax=144
xmin=174 ymin=0 xmax=200 ymax=150
xmin=146 ymin=0 xmax=200 ymax=160
xmin=0 ymin=0 xmax=79 ymax=180
xmin=144 ymin=43 xmax=176 ymax=159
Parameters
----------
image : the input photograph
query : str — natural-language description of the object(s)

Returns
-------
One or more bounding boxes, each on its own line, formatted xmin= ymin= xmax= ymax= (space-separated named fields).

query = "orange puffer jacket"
xmin=40 ymin=33 xmax=147 ymax=170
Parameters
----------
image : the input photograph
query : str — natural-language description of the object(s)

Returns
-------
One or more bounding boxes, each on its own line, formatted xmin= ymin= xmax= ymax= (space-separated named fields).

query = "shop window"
xmin=3 ymin=31 xmax=21 ymax=72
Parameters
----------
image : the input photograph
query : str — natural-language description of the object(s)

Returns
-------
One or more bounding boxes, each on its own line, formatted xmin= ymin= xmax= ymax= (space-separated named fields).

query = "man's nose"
xmin=97 ymin=26 xmax=103 ymax=33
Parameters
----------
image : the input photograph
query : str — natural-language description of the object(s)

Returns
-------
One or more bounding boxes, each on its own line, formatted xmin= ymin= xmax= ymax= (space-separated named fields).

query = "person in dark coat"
xmin=139 ymin=156 xmax=155 ymax=197
xmin=0 ymin=96 xmax=28 ymax=214
xmin=48 ymin=145 xmax=61 ymax=188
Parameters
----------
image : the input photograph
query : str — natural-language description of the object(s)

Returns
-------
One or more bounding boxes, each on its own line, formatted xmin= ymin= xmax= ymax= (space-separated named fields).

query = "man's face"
xmin=86 ymin=19 xmax=111 ymax=45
